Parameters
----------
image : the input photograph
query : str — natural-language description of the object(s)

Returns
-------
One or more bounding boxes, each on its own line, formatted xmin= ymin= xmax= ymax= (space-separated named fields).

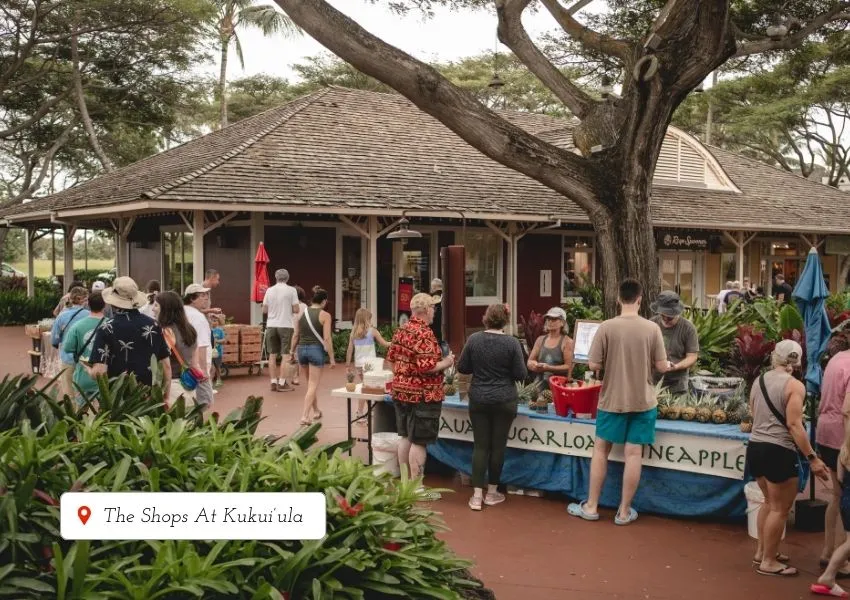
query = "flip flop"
xmin=811 ymin=583 xmax=849 ymax=597
xmin=567 ymin=501 xmax=600 ymax=521
xmin=756 ymin=565 xmax=798 ymax=577
xmin=753 ymin=553 xmax=790 ymax=565
xmin=615 ymin=507 xmax=638 ymax=526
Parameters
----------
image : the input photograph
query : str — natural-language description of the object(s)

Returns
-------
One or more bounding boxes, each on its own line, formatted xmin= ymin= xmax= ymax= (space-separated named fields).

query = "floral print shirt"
xmin=89 ymin=308 xmax=170 ymax=387
xmin=387 ymin=316 xmax=444 ymax=404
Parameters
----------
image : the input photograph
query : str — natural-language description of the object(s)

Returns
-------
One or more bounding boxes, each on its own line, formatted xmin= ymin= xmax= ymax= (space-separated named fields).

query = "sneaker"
xmin=469 ymin=495 xmax=483 ymax=511
xmin=278 ymin=382 xmax=295 ymax=392
xmin=484 ymin=492 xmax=506 ymax=506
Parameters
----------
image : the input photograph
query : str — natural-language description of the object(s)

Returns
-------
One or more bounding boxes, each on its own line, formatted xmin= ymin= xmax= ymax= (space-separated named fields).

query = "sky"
xmin=200 ymin=0 xmax=569 ymax=81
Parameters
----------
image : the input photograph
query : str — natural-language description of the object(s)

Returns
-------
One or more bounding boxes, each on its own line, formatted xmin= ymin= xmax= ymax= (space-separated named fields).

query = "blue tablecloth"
xmin=424 ymin=399 xmax=808 ymax=520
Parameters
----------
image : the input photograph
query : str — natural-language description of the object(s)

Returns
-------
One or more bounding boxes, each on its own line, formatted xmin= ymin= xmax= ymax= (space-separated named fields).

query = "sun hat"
xmin=184 ymin=283 xmax=210 ymax=296
xmin=650 ymin=291 xmax=685 ymax=317
xmin=410 ymin=292 xmax=438 ymax=312
xmin=102 ymin=276 xmax=147 ymax=310
xmin=544 ymin=307 xmax=567 ymax=321
xmin=91 ymin=280 xmax=106 ymax=292
xmin=774 ymin=339 xmax=803 ymax=367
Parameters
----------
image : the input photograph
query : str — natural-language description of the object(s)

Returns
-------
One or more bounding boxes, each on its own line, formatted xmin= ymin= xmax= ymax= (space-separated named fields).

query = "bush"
xmin=0 ymin=374 xmax=489 ymax=599
xmin=333 ymin=325 xmax=398 ymax=363
xmin=0 ymin=290 xmax=60 ymax=325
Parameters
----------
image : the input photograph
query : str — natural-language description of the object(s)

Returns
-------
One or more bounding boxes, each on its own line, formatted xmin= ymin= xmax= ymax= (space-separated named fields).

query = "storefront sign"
xmin=438 ymin=405 xmax=746 ymax=480
xmin=656 ymin=229 xmax=711 ymax=250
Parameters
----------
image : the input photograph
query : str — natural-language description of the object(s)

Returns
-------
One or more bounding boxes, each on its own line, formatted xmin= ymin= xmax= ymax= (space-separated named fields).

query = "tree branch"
xmin=538 ymin=0 xmax=631 ymax=62
xmin=70 ymin=28 xmax=113 ymax=172
xmin=0 ymin=92 xmax=68 ymax=139
xmin=734 ymin=4 xmax=850 ymax=57
xmin=7 ymin=122 xmax=75 ymax=204
xmin=495 ymin=0 xmax=596 ymax=118
xmin=273 ymin=0 xmax=602 ymax=215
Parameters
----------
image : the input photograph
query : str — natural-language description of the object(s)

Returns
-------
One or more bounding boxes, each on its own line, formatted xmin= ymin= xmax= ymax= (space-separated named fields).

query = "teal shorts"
xmin=595 ymin=408 xmax=657 ymax=445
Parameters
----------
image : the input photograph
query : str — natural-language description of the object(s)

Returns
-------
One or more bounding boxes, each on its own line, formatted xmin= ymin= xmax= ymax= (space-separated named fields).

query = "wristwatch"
xmin=807 ymin=452 xmax=818 ymax=462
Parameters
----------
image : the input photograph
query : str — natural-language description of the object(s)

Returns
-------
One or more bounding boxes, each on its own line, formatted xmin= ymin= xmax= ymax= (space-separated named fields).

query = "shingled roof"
xmin=3 ymin=86 xmax=847 ymax=233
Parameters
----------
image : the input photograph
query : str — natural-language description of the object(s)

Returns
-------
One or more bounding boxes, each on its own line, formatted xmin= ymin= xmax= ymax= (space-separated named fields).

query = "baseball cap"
xmin=544 ymin=307 xmax=567 ymax=321
xmin=91 ymin=280 xmax=106 ymax=292
xmin=410 ymin=292 xmax=438 ymax=311
xmin=184 ymin=283 xmax=210 ymax=296
xmin=774 ymin=339 xmax=803 ymax=367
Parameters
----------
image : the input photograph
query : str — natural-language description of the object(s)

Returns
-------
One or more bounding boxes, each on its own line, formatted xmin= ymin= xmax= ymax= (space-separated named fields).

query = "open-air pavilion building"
xmin=2 ymin=87 xmax=849 ymax=330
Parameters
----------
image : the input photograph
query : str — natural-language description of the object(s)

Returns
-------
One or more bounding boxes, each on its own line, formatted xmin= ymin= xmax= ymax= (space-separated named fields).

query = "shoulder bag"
xmin=164 ymin=329 xmax=206 ymax=391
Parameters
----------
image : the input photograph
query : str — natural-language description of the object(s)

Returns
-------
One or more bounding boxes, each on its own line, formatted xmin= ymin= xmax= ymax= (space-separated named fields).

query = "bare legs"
xmin=268 ymin=353 xmax=278 ymax=387
xmin=824 ymin=469 xmax=845 ymax=561
xmin=397 ymin=436 xmax=412 ymax=477
xmin=757 ymin=477 xmax=798 ymax=574
xmin=300 ymin=365 xmax=323 ymax=424
xmin=583 ymin=438 xmax=612 ymax=514
xmin=619 ymin=443 xmax=643 ymax=521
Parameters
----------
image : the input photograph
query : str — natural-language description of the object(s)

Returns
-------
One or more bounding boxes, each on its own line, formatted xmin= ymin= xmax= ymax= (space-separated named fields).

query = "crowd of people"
xmin=51 ymin=269 xmax=228 ymax=408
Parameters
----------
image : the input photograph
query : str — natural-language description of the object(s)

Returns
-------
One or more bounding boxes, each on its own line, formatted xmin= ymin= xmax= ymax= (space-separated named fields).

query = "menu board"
xmin=573 ymin=320 xmax=602 ymax=363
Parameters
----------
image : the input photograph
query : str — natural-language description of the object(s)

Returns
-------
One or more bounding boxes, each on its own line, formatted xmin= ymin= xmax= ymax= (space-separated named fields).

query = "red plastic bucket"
xmin=549 ymin=376 xmax=601 ymax=418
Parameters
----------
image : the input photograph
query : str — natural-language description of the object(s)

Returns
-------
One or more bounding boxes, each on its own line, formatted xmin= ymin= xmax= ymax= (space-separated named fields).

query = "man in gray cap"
xmin=650 ymin=291 xmax=699 ymax=396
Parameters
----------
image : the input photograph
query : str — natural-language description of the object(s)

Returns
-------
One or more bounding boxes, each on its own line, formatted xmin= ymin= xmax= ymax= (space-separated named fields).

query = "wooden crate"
xmin=222 ymin=352 xmax=240 ymax=364
xmin=240 ymin=343 xmax=262 ymax=355
xmin=240 ymin=353 xmax=261 ymax=364
xmin=241 ymin=325 xmax=262 ymax=336
xmin=222 ymin=324 xmax=242 ymax=338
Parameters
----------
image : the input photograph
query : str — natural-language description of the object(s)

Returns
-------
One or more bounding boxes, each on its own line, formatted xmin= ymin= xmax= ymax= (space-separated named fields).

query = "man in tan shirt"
xmin=568 ymin=279 xmax=671 ymax=526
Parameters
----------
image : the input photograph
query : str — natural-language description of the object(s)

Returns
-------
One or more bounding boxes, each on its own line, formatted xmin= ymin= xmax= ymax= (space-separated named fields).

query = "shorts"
xmin=595 ymin=408 xmax=657 ymax=445
xmin=820 ymin=444 xmax=840 ymax=472
xmin=168 ymin=379 xmax=196 ymax=407
xmin=265 ymin=327 xmax=294 ymax=355
xmin=746 ymin=441 xmax=799 ymax=484
xmin=194 ymin=378 xmax=214 ymax=407
xmin=394 ymin=400 xmax=442 ymax=446
xmin=297 ymin=344 xmax=326 ymax=367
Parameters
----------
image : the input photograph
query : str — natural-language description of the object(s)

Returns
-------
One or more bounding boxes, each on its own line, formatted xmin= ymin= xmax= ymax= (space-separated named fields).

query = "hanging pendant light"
xmin=387 ymin=218 xmax=422 ymax=241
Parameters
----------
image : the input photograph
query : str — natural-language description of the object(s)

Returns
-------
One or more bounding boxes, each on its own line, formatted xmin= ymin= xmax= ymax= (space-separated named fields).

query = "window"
xmin=464 ymin=231 xmax=500 ymax=303
xmin=162 ymin=231 xmax=194 ymax=293
xmin=563 ymin=235 xmax=594 ymax=298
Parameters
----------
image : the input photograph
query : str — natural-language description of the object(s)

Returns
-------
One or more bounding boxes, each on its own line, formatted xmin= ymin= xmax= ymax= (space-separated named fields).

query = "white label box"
xmin=60 ymin=492 xmax=327 ymax=540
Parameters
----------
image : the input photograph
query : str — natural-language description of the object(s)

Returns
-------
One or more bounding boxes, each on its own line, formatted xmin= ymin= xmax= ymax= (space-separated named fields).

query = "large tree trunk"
xmin=71 ymin=32 xmax=113 ymax=173
xmin=218 ymin=38 xmax=229 ymax=129
xmin=592 ymin=184 xmax=659 ymax=318
xmin=839 ymin=254 xmax=850 ymax=291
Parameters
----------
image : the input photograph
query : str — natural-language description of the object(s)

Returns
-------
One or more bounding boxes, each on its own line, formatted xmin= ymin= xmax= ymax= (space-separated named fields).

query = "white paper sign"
xmin=438 ymin=405 xmax=746 ymax=480
xmin=572 ymin=319 xmax=601 ymax=363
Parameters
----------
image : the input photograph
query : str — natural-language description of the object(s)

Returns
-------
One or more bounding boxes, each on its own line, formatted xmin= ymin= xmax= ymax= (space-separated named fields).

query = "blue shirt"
xmin=51 ymin=306 xmax=90 ymax=365
xmin=212 ymin=327 xmax=225 ymax=356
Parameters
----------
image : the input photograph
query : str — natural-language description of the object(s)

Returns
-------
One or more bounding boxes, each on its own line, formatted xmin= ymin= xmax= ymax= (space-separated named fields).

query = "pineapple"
xmin=680 ymin=396 xmax=697 ymax=422
xmin=443 ymin=368 xmax=458 ymax=397
xmin=667 ymin=402 xmax=682 ymax=420
xmin=541 ymin=389 xmax=553 ymax=404
xmin=696 ymin=396 xmax=713 ymax=423
xmin=345 ymin=370 xmax=357 ymax=393
xmin=516 ymin=381 xmax=540 ymax=406
xmin=740 ymin=412 xmax=753 ymax=433
xmin=711 ymin=398 xmax=728 ymax=424
xmin=657 ymin=395 xmax=670 ymax=419
xmin=362 ymin=363 xmax=374 ymax=373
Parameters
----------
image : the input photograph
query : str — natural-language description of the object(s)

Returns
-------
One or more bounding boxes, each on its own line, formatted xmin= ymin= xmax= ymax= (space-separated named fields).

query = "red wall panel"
xmin=204 ymin=228 xmax=251 ymax=324
xmin=517 ymin=234 xmax=562 ymax=320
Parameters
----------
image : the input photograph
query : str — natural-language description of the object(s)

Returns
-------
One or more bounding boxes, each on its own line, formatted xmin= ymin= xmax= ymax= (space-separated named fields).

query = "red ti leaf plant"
xmin=734 ymin=325 xmax=776 ymax=391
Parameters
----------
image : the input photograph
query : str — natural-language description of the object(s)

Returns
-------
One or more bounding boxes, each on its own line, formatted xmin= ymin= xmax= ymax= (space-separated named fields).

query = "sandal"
xmin=468 ymin=495 xmax=482 ymax=511
xmin=756 ymin=565 xmax=798 ymax=577
xmin=811 ymin=583 xmax=849 ymax=597
xmin=614 ymin=507 xmax=639 ymax=526
xmin=567 ymin=501 xmax=600 ymax=521
xmin=299 ymin=418 xmax=312 ymax=427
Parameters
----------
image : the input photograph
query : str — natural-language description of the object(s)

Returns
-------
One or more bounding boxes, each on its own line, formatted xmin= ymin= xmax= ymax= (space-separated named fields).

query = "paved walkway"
xmin=0 ymin=326 xmax=828 ymax=598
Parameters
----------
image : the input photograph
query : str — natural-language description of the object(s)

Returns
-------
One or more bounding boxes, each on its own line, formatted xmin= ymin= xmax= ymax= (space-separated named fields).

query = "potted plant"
xmin=345 ymin=370 xmax=357 ymax=393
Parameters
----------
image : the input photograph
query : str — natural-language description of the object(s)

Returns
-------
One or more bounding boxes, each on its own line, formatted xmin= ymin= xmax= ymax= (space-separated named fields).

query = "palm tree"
xmin=213 ymin=1 xmax=300 ymax=128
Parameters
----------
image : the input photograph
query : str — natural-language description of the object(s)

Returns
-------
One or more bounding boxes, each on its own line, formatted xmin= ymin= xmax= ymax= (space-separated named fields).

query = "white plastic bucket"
xmin=372 ymin=432 xmax=400 ymax=477
xmin=744 ymin=481 xmax=786 ymax=540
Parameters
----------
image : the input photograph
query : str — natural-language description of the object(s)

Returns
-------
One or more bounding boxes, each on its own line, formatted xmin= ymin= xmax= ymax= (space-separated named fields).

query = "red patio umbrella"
xmin=252 ymin=242 xmax=270 ymax=303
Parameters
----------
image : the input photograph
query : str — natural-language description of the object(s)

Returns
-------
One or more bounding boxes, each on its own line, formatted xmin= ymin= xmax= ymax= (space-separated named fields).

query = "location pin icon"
xmin=78 ymin=506 xmax=91 ymax=525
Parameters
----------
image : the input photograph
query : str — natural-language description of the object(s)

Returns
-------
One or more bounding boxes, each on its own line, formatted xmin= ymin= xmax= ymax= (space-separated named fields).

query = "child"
xmin=209 ymin=314 xmax=225 ymax=389
xmin=345 ymin=308 xmax=390 ymax=420
xmin=813 ymin=430 xmax=850 ymax=597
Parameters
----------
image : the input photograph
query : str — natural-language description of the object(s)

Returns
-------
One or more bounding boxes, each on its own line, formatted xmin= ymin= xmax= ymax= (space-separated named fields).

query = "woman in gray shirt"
xmin=457 ymin=304 xmax=527 ymax=511
xmin=746 ymin=339 xmax=827 ymax=577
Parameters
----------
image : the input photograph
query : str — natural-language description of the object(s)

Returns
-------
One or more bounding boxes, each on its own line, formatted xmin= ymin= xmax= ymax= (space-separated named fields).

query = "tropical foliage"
xmin=0 ymin=373 xmax=489 ymax=599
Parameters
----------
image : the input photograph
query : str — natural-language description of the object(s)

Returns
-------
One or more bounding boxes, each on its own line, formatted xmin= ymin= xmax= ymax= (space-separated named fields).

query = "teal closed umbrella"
xmin=792 ymin=247 xmax=832 ymax=504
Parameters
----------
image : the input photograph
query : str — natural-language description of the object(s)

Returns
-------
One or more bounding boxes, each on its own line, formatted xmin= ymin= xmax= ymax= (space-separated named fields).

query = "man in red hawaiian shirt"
xmin=388 ymin=293 xmax=455 ymax=493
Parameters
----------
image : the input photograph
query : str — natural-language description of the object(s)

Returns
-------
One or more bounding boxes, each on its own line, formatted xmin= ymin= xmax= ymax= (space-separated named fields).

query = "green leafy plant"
xmin=685 ymin=306 xmax=738 ymax=372
xmin=0 ymin=290 xmax=60 ymax=325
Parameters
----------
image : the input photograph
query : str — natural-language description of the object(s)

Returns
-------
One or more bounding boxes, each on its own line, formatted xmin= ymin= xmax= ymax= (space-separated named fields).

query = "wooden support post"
xmin=26 ymin=230 xmax=35 ymax=298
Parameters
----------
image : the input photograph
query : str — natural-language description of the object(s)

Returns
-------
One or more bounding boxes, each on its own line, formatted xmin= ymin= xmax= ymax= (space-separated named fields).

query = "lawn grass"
xmin=10 ymin=259 xmax=115 ymax=279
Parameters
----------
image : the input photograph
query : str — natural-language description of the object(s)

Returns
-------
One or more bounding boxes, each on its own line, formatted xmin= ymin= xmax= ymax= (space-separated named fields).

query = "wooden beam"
xmin=203 ymin=211 xmax=238 ymax=236
xmin=339 ymin=215 xmax=369 ymax=239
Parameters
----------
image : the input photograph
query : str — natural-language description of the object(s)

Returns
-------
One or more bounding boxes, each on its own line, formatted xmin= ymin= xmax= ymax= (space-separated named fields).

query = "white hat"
xmin=102 ymin=277 xmax=147 ymax=310
xmin=91 ymin=281 xmax=106 ymax=292
xmin=544 ymin=307 xmax=567 ymax=321
xmin=184 ymin=283 xmax=210 ymax=296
